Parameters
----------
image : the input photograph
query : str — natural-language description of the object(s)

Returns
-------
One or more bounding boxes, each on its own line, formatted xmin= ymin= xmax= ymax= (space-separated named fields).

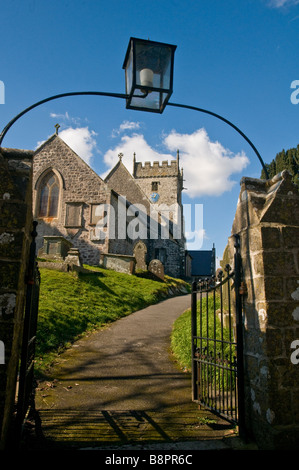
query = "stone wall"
xmin=147 ymin=237 xmax=185 ymax=279
xmin=224 ymin=170 xmax=299 ymax=449
xmin=100 ymin=253 xmax=135 ymax=274
xmin=107 ymin=158 xmax=186 ymax=278
xmin=0 ymin=148 xmax=33 ymax=449
xmin=133 ymin=158 xmax=183 ymax=214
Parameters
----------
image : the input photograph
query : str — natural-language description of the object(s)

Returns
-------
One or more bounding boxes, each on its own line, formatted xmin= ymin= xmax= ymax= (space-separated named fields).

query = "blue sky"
xmin=1 ymin=0 xmax=299 ymax=266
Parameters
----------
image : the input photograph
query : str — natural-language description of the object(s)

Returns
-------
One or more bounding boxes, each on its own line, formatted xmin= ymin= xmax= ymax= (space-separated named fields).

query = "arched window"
xmin=38 ymin=171 xmax=60 ymax=218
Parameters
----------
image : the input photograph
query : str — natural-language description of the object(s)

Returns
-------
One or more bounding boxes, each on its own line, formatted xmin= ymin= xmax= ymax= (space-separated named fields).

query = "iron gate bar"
xmin=191 ymin=280 xmax=197 ymax=401
xmin=191 ymin=234 xmax=246 ymax=436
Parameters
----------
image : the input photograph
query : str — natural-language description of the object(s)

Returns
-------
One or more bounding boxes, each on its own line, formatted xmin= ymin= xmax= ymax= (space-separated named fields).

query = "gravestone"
xmin=38 ymin=236 xmax=73 ymax=260
xmin=149 ymin=259 xmax=164 ymax=280
xmin=64 ymin=247 xmax=82 ymax=267
xmin=133 ymin=241 xmax=147 ymax=271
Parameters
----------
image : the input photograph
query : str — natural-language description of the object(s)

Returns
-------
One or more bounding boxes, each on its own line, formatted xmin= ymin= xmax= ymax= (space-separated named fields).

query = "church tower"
xmin=133 ymin=151 xmax=186 ymax=277
xmin=133 ymin=150 xmax=184 ymax=213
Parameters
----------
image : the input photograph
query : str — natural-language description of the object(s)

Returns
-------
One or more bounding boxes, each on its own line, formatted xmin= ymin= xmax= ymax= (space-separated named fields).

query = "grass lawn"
xmin=35 ymin=265 xmax=190 ymax=375
xmin=171 ymin=292 xmax=232 ymax=373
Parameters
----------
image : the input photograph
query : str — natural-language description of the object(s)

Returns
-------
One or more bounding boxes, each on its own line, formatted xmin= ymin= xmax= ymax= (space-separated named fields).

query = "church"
xmin=33 ymin=129 xmax=187 ymax=279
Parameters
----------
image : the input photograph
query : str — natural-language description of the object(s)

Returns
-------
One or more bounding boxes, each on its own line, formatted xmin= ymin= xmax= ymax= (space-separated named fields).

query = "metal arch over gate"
xmin=191 ymin=234 xmax=246 ymax=437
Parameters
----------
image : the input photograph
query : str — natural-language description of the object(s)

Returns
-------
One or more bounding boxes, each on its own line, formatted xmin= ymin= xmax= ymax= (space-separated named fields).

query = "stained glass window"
xmin=38 ymin=171 xmax=60 ymax=218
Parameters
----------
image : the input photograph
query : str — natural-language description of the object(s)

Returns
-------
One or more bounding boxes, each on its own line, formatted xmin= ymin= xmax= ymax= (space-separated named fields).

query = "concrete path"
xmin=33 ymin=295 xmax=242 ymax=450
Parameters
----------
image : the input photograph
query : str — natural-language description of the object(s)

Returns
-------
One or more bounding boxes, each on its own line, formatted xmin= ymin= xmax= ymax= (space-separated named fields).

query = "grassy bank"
xmin=35 ymin=265 xmax=190 ymax=375
xmin=171 ymin=293 xmax=231 ymax=372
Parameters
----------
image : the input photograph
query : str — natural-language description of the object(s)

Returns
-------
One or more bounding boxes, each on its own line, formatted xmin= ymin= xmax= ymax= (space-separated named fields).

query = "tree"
xmin=261 ymin=144 xmax=299 ymax=188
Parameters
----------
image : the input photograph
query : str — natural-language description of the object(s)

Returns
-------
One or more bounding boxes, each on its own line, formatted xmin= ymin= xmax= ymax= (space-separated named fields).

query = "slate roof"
xmin=188 ymin=249 xmax=215 ymax=277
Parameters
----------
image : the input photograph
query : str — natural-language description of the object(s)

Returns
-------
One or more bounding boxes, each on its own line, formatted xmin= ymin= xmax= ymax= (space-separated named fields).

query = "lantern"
xmin=123 ymin=37 xmax=176 ymax=113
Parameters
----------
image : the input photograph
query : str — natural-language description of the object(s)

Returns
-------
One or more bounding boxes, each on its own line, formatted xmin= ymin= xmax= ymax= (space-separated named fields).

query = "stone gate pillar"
xmin=224 ymin=170 xmax=299 ymax=449
xmin=0 ymin=148 xmax=33 ymax=449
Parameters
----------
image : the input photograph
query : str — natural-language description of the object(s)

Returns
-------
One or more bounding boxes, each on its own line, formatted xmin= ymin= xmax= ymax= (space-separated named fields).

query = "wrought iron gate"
xmin=15 ymin=221 xmax=40 ymax=442
xmin=191 ymin=234 xmax=245 ymax=436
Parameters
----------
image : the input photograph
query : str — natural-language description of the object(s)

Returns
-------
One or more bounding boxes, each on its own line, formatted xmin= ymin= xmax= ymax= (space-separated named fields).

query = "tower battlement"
xmin=133 ymin=151 xmax=182 ymax=179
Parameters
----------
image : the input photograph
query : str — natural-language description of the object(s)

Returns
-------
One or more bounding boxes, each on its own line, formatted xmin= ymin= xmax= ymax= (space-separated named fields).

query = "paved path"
xmin=33 ymin=295 xmax=241 ymax=450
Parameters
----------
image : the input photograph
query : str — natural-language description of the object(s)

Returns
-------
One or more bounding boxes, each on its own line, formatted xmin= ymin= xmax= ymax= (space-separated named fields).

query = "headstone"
xmin=133 ymin=240 xmax=147 ymax=271
xmin=148 ymin=259 xmax=164 ymax=280
xmin=38 ymin=236 xmax=73 ymax=260
xmin=64 ymin=247 xmax=82 ymax=267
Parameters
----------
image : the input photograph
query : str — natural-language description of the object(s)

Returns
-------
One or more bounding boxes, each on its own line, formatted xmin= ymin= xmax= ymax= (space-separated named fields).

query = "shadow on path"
xmin=27 ymin=295 xmax=239 ymax=450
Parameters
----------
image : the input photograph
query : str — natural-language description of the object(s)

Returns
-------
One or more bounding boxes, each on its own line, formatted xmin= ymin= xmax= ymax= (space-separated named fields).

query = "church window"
xmin=152 ymin=181 xmax=159 ymax=191
xmin=38 ymin=172 xmax=60 ymax=218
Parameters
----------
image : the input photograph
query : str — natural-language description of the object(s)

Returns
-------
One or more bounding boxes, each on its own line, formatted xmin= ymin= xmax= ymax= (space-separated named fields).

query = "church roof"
xmin=104 ymin=156 xmax=179 ymax=239
xmin=188 ymin=249 xmax=216 ymax=277
xmin=104 ymin=156 xmax=151 ymax=209
xmin=34 ymin=133 xmax=106 ymax=185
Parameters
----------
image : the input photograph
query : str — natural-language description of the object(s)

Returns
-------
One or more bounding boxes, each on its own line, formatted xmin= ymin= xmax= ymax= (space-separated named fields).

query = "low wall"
xmin=100 ymin=253 xmax=136 ymax=275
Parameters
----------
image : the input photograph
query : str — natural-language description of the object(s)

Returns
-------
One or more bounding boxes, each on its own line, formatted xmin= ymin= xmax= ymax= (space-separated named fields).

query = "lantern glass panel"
xmin=135 ymin=42 xmax=173 ymax=91
xmin=125 ymin=46 xmax=133 ymax=95
xmin=129 ymin=91 xmax=169 ymax=111
xmin=123 ymin=37 xmax=176 ymax=113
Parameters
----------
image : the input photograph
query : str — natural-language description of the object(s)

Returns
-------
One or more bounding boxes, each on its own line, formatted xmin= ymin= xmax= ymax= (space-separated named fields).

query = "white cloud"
xmin=36 ymin=113 xmax=97 ymax=165
xmin=120 ymin=121 xmax=141 ymax=132
xmin=102 ymin=128 xmax=249 ymax=198
xmin=111 ymin=120 xmax=141 ymax=137
xmin=101 ymin=133 xmax=172 ymax=179
xmin=266 ymin=0 xmax=299 ymax=7
xmin=50 ymin=111 xmax=85 ymax=127
xmin=164 ymin=129 xmax=249 ymax=197
xmin=50 ymin=111 xmax=70 ymax=120
xmin=59 ymin=127 xmax=99 ymax=166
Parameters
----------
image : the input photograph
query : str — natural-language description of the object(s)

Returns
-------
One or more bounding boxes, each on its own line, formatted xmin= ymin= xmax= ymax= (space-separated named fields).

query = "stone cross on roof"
xmin=118 ymin=152 xmax=123 ymax=161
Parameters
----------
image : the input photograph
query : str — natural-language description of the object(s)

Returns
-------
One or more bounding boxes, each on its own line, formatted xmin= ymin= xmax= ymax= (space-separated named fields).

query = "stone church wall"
xmin=135 ymin=172 xmax=180 ymax=208
xmin=147 ymin=238 xmax=184 ymax=279
xmin=33 ymin=135 xmax=111 ymax=265
xmin=33 ymin=136 xmax=186 ymax=277
xmin=106 ymin=191 xmax=135 ymax=256
xmin=133 ymin=159 xmax=185 ymax=277
xmin=133 ymin=159 xmax=183 ymax=208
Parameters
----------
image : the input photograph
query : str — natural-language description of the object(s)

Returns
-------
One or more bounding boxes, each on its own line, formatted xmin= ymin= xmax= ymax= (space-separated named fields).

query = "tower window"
xmin=152 ymin=181 xmax=159 ymax=191
xmin=38 ymin=171 xmax=60 ymax=218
